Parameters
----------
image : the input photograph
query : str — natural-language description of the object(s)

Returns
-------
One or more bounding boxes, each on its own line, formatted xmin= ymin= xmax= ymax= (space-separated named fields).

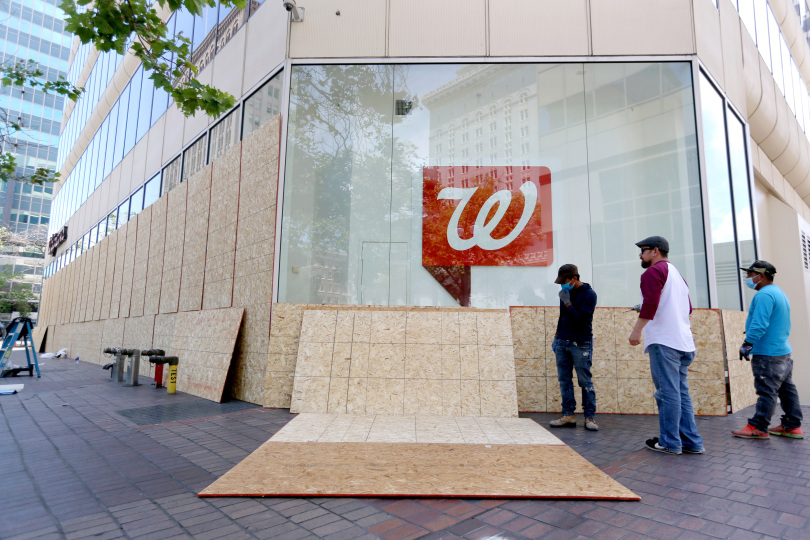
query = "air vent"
xmin=395 ymin=100 xmax=413 ymax=116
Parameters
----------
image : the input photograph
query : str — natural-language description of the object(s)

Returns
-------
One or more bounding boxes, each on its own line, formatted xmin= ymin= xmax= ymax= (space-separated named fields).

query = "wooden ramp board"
xmin=271 ymin=413 xmax=566 ymax=445
xmin=199 ymin=441 xmax=638 ymax=500
xmin=200 ymin=414 xmax=637 ymax=500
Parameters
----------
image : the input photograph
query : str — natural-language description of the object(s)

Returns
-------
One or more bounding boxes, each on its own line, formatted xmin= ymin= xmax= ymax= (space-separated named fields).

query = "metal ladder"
xmin=0 ymin=317 xmax=40 ymax=378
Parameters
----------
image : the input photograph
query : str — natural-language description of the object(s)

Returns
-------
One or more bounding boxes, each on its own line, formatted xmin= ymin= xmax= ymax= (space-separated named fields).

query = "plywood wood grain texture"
xmin=83 ymin=241 xmax=100 ymax=321
xmin=130 ymin=206 xmax=152 ymax=317
xmin=723 ymin=310 xmax=756 ymax=412
xmin=144 ymin=196 xmax=168 ymax=316
xmin=289 ymin=308 xmax=518 ymax=417
xmin=122 ymin=315 xmax=156 ymax=377
xmin=273 ymin=413 xmax=564 ymax=445
xmin=171 ymin=307 xmax=244 ymax=402
xmin=228 ymin=118 xmax=280 ymax=404
xmin=109 ymin=221 xmax=130 ymax=319
xmin=93 ymin=238 xmax=109 ymax=320
xmin=159 ymin=181 xmax=188 ymax=314
xmin=118 ymin=216 xmax=139 ymax=318
xmin=100 ymin=233 xmax=118 ymax=320
xmin=32 ymin=326 xmax=47 ymax=352
xmin=203 ymin=143 xmax=240 ymax=311
xmin=178 ymin=165 xmax=212 ymax=313
xmin=199 ymin=441 xmax=639 ymax=500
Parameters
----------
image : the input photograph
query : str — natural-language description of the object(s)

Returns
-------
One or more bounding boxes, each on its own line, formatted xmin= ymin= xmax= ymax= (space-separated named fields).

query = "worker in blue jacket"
xmin=732 ymin=261 xmax=803 ymax=440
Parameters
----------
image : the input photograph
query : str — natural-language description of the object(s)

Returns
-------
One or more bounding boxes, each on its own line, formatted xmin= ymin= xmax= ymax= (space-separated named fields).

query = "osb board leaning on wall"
xmin=511 ymin=307 xmax=728 ymax=416
xmin=723 ymin=310 xmax=756 ymax=412
xmin=289 ymin=308 xmax=518 ymax=417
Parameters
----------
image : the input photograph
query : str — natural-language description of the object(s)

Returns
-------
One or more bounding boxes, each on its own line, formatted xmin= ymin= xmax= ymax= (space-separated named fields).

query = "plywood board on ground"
xmin=199 ymin=440 xmax=638 ymax=500
xmin=271 ymin=413 xmax=564 ymax=445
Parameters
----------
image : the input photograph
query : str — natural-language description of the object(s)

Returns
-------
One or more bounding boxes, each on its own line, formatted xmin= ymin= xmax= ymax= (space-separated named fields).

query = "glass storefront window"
xmin=144 ymin=173 xmax=161 ymax=208
xmin=700 ymin=73 xmax=741 ymax=310
xmin=242 ymin=71 xmax=283 ymax=139
xmin=280 ymin=62 xmax=709 ymax=309
xmin=208 ymin=107 xmax=239 ymax=162
xmin=163 ymin=156 xmax=182 ymax=193
xmin=727 ymin=107 xmax=756 ymax=306
xmin=182 ymin=135 xmax=207 ymax=181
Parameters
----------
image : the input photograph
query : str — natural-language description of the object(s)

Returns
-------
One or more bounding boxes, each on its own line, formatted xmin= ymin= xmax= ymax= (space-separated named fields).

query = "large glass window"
xmin=144 ymin=173 xmax=162 ymax=208
xmin=208 ymin=107 xmax=239 ymax=162
xmin=727 ymin=107 xmax=756 ymax=306
xmin=280 ymin=62 xmax=708 ymax=308
xmin=182 ymin=135 xmax=207 ymax=181
xmin=163 ymin=156 xmax=182 ymax=193
xmin=242 ymin=71 xmax=283 ymax=139
xmin=700 ymin=73 xmax=739 ymax=310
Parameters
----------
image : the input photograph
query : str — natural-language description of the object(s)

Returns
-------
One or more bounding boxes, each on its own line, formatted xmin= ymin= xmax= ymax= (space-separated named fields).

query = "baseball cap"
xmin=554 ymin=264 xmax=579 ymax=284
xmin=739 ymin=260 xmax=777 ymax=275
xmin=635 ymin=236 xmax=669 ymax=252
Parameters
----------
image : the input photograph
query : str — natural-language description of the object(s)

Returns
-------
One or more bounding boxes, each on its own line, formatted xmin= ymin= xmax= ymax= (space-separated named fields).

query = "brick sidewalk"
xmin=1 ymin=353 xmax=808 ymax=539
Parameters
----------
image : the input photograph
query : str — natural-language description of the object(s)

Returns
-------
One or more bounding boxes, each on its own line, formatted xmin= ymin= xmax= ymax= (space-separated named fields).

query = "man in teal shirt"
xmin=732 ymin=261 xmax=803 ymax=440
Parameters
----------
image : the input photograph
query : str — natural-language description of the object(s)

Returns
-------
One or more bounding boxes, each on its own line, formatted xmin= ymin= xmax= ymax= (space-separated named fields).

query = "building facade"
xmin=38 ymin=0 xmax=810 ymax=411
xmin=0 ymin=0 xmax=71 ymax=321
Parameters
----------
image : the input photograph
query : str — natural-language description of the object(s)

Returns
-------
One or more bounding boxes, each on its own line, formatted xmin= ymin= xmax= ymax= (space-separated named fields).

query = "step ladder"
xmin=0 ymin=317 xmax=40 ymax=378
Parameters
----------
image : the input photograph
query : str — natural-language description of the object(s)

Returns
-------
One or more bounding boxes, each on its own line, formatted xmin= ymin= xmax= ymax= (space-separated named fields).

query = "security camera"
xmin=283 ymin=0 xmax=304 ymax=21
xmin=283 ymin=0 xmax=296 ymax=11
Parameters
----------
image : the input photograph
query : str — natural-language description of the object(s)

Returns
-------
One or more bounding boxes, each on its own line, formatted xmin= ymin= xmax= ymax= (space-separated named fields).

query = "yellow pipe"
xmin=167 ymin=364 xmax=177 ymax=394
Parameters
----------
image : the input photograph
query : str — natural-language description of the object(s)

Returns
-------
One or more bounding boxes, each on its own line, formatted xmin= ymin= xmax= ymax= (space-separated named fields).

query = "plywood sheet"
xmin=118 ymin=217 xmax=139 ymax=318
xmin=159 ymin=182 xmax=187 ymax=314
xmin=290 ymin=309 xmax=518 ymax=417
xmin=130 ymin=207 xmax=152 ymax=317
xmin=272 ymin=413 xmax=564 ymax=445
xmin=723 ymin=310 xmax=756 ymax=412
xmin=144 ymin=196 xmax=168 ymax=316
xmin=32 ymin=326 xmax=47 ymax=352
xmin=178 ymin=165 xmax=212 ymax=312
xmin=172 ymin=307 xmax=244 ymax=402
xmin=199 ymin=441 xmax=638 ymax=500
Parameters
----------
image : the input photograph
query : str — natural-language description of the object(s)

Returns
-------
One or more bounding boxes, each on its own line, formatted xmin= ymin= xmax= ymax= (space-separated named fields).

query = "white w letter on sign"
xmin=437 ymin=181 xmax=537 ymax=251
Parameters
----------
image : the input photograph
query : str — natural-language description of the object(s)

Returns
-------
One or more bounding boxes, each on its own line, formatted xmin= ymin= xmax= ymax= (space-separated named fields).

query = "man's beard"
xmin=641 ymin=260 xmax=651 ymax=269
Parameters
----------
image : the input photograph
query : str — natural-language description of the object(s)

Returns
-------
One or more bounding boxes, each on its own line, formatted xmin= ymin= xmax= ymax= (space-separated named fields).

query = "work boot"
xmin=584 ymin=418 xmax=598 ymax=431
xmin=732 ymin=424 xmax=769 ymax=439
xmin=768 ymin=424 xmax=804 ymax=439
xmin=549 ymin=415 xmax=577 ymax=428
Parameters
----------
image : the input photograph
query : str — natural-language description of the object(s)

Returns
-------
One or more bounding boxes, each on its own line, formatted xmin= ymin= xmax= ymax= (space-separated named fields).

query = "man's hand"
xmin=551 ymin=337 xmax=558 ymax=353
xmin=558 ymin=289 xmax=571 ymax=305
xmin=629 ymin=328 xmax=643 ymax=346
xmin=739 ymin=342 xmax=753 ymax=361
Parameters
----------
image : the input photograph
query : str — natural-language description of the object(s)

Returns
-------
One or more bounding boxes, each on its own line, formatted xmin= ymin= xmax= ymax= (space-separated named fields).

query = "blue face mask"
xmin=745 ymin=277 xmax=757 ymax=290
xmin=561 ymin=281 xmax=575 ymax=291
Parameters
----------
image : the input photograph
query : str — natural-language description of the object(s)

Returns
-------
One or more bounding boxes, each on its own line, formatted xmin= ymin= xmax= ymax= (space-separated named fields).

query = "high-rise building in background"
xmin=0 ymin=0 xmax=71 ymax=322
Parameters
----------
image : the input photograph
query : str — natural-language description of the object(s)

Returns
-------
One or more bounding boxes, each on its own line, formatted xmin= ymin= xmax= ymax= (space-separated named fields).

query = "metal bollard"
xmin=141 ymin=349 xmax=165 ymax=388
xmin=124 ymin=350 xmax=141 ymax=387
xmin=147 ymin=355 xmax=178 ymax=394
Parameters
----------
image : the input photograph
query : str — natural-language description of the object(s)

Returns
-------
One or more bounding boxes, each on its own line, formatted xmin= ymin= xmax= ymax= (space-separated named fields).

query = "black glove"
xmin=739 ymin=342 xmax=753 ymax=361
xmin=558 ymin=289 xmax=571 ymax=305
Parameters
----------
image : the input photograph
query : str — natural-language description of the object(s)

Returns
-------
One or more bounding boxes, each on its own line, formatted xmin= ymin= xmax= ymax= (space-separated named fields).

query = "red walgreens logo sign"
xmin=422 ymin=166 xmax=553 ymax=267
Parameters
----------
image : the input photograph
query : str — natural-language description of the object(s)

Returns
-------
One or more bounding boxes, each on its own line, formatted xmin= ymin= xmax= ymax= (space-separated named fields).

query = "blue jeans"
xmin=554 ymin=338 xmax=596 ymax=418
xmin=647 ymin=344 xmax=703 ymax=453
xmin=748 ymin=354 xmax=803 ymax=431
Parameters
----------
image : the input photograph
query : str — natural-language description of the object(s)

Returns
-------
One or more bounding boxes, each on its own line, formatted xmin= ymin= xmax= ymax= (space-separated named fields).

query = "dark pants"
xmin=554 ymin=339 xmax=596 ymax=418
xmin=748 ymin=354 xmax=803 ymax=431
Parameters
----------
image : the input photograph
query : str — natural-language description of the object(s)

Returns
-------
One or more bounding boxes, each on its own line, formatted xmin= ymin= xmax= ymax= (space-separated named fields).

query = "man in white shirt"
xmin=628 ymin=236 xmax=704 ymax=455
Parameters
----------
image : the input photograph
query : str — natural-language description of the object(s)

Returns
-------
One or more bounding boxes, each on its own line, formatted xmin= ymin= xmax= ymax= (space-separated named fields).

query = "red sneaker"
xmin=732 ymin=424 xmax=769 ymax=439
xmin=768 ymin=425 xmax=804 ymax=439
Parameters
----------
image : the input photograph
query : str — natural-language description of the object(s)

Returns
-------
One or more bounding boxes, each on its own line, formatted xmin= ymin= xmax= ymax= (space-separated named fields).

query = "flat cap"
xmin=635 ymin=236 xmax=669 ymax=252
xmin=739 ymin=260 xmax=777 ymax=275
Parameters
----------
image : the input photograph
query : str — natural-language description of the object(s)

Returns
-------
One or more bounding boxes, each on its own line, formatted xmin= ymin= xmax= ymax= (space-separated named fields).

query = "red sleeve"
xmin=639 ymin=261 xmax=668 ymax=320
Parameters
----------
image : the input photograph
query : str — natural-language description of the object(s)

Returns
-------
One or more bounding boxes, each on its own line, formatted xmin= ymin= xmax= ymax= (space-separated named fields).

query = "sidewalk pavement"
xmin=1 ymin=352 xmax=809 ymax=540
